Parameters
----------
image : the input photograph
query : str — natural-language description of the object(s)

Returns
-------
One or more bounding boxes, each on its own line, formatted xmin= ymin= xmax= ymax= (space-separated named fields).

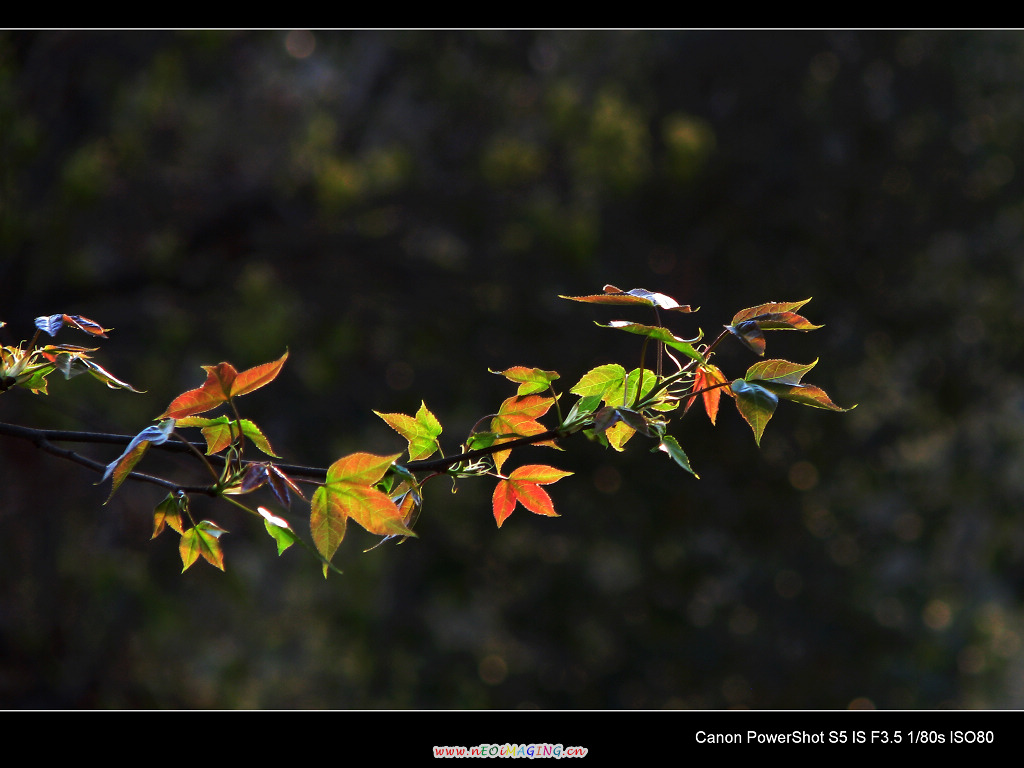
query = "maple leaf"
xmin=310 ymin=452 xmax=413 ymax=574
xmin=158 ymin=350 xmax=289 ymax=419
xmin=180 ymin=520 xmax=228 ymax=572
xmin=489 ymin=394 xmax=557 ymax=473
xmin=374 ymin=401 xmax=443 ymax=460
xmin=152 ymin=492 xmax=187 ymax=538
xmin=491 ymin=464 xmax=573 ymax=527
xmin=570 ymin=366 xmax=659 ymax=450
xmin=490 ymin=366 xmax=560 ymax=396
xmin=175 ymin=415 xmax=279 ymax=457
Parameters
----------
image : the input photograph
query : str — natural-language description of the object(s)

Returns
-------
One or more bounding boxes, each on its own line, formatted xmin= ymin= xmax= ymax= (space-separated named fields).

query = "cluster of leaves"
xmin=0 ymin=287 xmax=852 ymax=577
xmin=0 ymin=314 xmax=141 ymax=395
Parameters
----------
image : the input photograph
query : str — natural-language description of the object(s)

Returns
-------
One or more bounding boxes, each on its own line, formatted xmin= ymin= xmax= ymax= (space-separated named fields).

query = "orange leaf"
xmin=686 ymin=364 xmax=728 ymax=425
xmin=489 ymin=395 xmax=557 ymax=473
xmin=159 ymin=365 xmax=234 ymax=419
xmin=491 ymin=464 xmax=572 ymax=527
xmin=311 ymin=452 xmax=412 ymax=568
xmin=158 ymin=350 xmax=288 ymax=419
xmin=231 ymin=349 xmax=289 ymax=397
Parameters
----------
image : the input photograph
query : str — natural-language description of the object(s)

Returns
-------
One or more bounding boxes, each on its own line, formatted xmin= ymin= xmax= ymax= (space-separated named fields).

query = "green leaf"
xmin=259 ymin=507 xmax=297 ymax=555
xmin=655 ymin=435 xmax=699 ymax=477
xmin=730 ymin=379 xmax=779 ymax=446
xmin=744 ymin=358 xmax=818 ymax=386
xmin=180 ymin=520 xmax=228 ymax=572
xmin=373 ymin=401 xmax=443 ymax=460
xmin=563 ymin=394 xmax=603 ymax=428
xmin=175 ymin=415 xmax=280 ymax=457
xmin=490 ymin=366 xmax=560 ymax=396
xmin=311 ymin=452 xmax=412 ymax=569
xmin=571 ymin=364 xmax=627 ymax=402
xmin=624 ymin=367 xmax=658 ymax=407
xmin=152 ymin=492 xmax=187 ymax=538
xmin=465 ymin=431 xmax=498 ymax=451
xmin=596 ymin=321 xmax=705 ymax=364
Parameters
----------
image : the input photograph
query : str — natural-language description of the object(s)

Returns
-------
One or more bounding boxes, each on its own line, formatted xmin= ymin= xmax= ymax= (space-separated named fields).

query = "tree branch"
xmin=0 ymin=421 xmax=219 ymax=495
xmin=0 ymin=420 xmax=570 ymax=490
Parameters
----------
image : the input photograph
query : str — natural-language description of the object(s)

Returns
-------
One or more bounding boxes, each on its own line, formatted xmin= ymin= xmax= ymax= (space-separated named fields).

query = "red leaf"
xmin=730 ymin=299 xmax=822 ymax=330
xmin=158 ymin=350 xmax=288 ymax=419
xmin=231 ymin=349 xmax=289 ymax=397
xmin=491 ymin=464 xmax=572 ymax=527
xmin=159 ymin=367 xmax=232 ymax=418
xmin=685 ymin=364 xmax=728 ymax=425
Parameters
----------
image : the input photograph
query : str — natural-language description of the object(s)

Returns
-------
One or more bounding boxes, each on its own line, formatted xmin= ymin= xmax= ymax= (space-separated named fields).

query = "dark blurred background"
xmin=2 ymin=30 xmax=1023 ymax=709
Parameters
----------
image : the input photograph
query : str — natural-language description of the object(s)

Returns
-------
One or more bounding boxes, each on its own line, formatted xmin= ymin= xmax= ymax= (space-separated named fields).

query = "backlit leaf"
xmin=100 ymin=419 xmax=175 ymax=502
xmin=727 ymin=300 xmax=822 ymax=356
xmin=655 ymin=435 xmax=699 ymax=477
xmin=77 ymin=357 xmax=144 ymax=392
xmin=624 ymin=367 xmax=658 ymax=406
xmin=596 ymin=321 xmax=705 ymax=364
xmin=491 ymin=464 xmax=573 ymax=527
xmin=259 ymin=507 xmax=297 ymax=555
xmin=560 ymin=285 xmax=695 ymax=312
xmin=563 ymin=393 xmax=603 ymax=428
xmin=465 ymin=431 xmax=498 ymax=451
xmin=374 ymin=401 xmax=443 ymax=460
xmin=571 ymin=364 xmax=627 ymax=403
xmin=685 ymin=364 xmax=728 ymax=424
xmin=230 ymin=349 xmax=289 ymax=397
xmin=490 ymin=394 xmax=557 ymax=473
xmin=490 ymin=366 xmax=560 ymax=396
xmin=726 ymin=320 xmax=767 ymax=356
xmin=175 ymin=415 xmax=279 ymax=457
xmin=730 ymin=379 xmax=779 ymax=446
xmin=745 ymin=358 xmax=818 ymax=386
xmin=158 ymin=350 xmax=288 ymax=419
xmin=180 ymin=520 xmax=227 ymax=572
xmin=761 ymin=382 xmax=854 ymax=411
xmin=730 ymin=299 xmax=818 ymax=328
xmin=159 ymin=367 xmax=233 ymax=419
xmin=311 ymin=452 xmax=412 ymax=569
xmin=152 ymin=492 xmax=187 ymax=538
xmin=34 ymin=313 xmax=111 ymax=338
